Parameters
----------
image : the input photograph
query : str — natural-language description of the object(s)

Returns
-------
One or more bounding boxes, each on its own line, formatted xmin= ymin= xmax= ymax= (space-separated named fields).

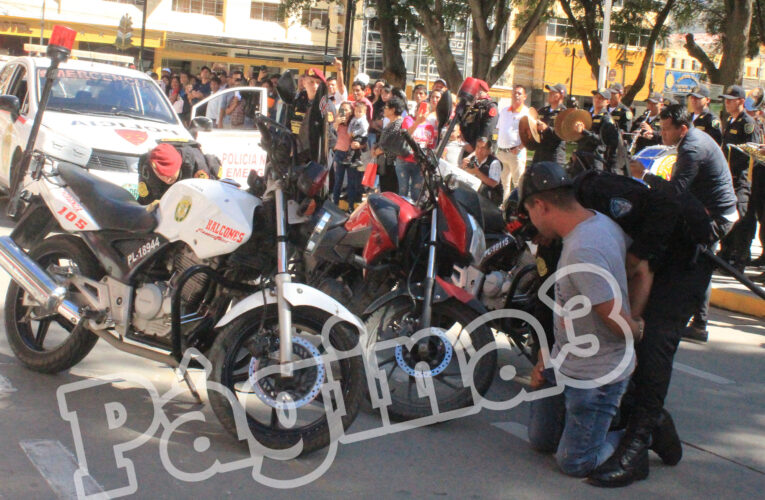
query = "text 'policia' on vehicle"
xmin=0 ymin=52 xmax=192 ymax=198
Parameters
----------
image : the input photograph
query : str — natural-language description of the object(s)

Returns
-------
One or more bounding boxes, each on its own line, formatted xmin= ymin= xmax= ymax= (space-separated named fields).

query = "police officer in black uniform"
xmin=719 ymin=85 xmax=757 ymax=270
xmin=608 ymin=83 xmax=634 ymax=136
xmin=688 ymin=84 xmax=723 ymax=145
xmin=630 ymin=92 xmax=664 ymax=153
xmin=572 ymin=88 xmax=621 ymax=173
xmin=587 ymin=104 xmax=737 ymax=487
xmin=296 ymin=67 xmax=336 ymax=166
xmin=459 ymin=85 xmax=499 ymax=153
xmin=527 ymin=83 xmax=567 ymax=165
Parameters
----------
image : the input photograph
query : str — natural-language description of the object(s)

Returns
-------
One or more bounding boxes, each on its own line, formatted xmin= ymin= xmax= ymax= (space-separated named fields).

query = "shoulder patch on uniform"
xmin=138 ymin=181 xmax=149 ymax=198
xmin=327 ymin=111 xmax=334 ymax=123
xmin=488 ymin=107 xmax=497 ymax=117
xmin=711 ymin=118 xmax=720 ymax=129
xmin=745 ymin=122 xmax=755 ymax=135
xmin=626 ymin=110 xmax=633 ymax=120
xmin=609 ymin=197 xmax=633 ymax=218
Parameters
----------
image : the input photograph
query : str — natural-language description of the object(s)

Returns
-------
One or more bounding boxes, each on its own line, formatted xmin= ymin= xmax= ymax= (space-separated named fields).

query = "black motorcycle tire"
xmin=208 ymin=306 xmax=364 ymax=455
xmin=4 ymin=235 xmax=101 ymax=373
xmin=365 ymin=297 xmax=497 ymax=420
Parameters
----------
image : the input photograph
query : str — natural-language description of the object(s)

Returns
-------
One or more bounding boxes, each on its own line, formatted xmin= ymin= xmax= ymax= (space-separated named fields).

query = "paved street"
xmin=0 ymin=210 xmax=763 ymax=499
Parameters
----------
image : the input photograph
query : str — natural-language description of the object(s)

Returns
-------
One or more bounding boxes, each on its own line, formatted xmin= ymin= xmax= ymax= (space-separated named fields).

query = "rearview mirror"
xmin=0 ymin=95 xmax=20 ymax=122
xmin=276 ymin=71 xmax=296 ymax=105
xmin=190 ymin=116 xmax=213 ymax=132
xmin=436 ymin=90 xmax=452 ymax=130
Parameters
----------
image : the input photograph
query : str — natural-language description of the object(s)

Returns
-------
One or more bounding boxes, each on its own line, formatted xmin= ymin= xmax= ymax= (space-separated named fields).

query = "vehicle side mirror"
xmin=190 ymin=116 xmax=213 ymax=132
xmin=0 ymin=95 xmax=20 ymax=122
xmin=436 ymin=90 xmax=452 ymax=130
xmin=276 ymin=71 xmax=296 ymax=105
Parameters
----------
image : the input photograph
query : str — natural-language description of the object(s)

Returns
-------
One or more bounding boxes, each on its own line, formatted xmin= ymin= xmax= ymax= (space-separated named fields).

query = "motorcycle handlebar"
xmin=399 ymin=131 xmax=436 ymax=173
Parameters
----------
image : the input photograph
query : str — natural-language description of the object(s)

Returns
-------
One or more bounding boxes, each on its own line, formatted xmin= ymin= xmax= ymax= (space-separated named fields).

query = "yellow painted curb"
xmin=710 ymin=287 xmax=765 ymax=318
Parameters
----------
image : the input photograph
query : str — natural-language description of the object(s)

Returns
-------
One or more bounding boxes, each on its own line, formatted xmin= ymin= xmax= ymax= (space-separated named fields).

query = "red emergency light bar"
xmin=47 ymin=25 xmax=76 ymax=63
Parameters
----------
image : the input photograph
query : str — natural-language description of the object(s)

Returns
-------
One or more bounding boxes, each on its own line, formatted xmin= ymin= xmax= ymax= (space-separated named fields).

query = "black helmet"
xmin=518 ymin=161 xmax=573 ymax=211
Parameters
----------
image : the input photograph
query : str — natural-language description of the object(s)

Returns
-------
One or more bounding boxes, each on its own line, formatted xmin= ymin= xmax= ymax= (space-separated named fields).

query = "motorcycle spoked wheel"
xmin=4 ymin=235 xmax=101 ymax=373
xmin=365 ymin=297 xmax=497 ymax=421
xmin=208 ymin=306 xmax=364 ymax=455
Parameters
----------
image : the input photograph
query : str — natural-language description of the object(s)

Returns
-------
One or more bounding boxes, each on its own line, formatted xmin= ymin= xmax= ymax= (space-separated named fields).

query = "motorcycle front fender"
xmin=361 ymin=277 xmax=487 ymax=317
xmin=215 ymin=282 xmax=366 ymax=335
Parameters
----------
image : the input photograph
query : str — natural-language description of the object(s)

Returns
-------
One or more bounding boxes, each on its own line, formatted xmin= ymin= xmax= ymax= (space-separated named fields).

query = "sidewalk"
xmin=709 ymin=240 xmax=765 ymax=318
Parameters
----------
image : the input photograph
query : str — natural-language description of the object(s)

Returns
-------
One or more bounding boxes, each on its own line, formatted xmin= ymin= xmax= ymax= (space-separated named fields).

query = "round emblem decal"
xmin=174 ymin=196 xmax=192 ymax=222
xmin=137 ymin=182 xmax=149 ymax=198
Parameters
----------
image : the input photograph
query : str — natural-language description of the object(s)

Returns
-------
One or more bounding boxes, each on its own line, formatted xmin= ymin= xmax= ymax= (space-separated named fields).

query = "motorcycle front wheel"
xmin=365 ymin=297 xmax=497 ymax=421
xmin=4 ymin=235 xmax=101 ymax=373
xmin=208 ymin=306 xmax=364 ymax=455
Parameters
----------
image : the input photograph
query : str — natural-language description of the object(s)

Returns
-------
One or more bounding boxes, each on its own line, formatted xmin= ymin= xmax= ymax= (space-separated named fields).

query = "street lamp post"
xmin=139 ymin=0 xmax=147 ymax=70
xmin=315 ymin=9 xmax=344 ymax=75
xmin=597 ymin=0 xmax=613 ymax=89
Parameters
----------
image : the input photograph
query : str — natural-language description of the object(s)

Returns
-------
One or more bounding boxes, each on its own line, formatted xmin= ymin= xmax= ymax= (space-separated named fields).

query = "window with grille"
xmin=251 ymin=2 xmax=284 ymax=22
xmin=301 ymin=7 xmax=329 ymax=28
xmin=172 ymin=0 xmax=224 ymax=17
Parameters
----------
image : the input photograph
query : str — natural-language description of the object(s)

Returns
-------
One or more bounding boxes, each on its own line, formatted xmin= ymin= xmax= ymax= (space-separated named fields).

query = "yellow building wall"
xmin=542 ymin=40 xmax=668 ymax=101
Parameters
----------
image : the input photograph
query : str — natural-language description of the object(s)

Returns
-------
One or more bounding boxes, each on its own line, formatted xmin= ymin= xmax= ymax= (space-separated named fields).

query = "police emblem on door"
xmin=175 ymin=196 xmax=192 ymax=222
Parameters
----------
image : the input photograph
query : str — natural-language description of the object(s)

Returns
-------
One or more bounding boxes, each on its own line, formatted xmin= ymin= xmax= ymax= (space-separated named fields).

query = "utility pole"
xmin=139 ymin=0 xmax=148 ymax=70
xmin=40 ymin=0 xmax=46 ymax=45
xmin=597 ymin=0 xmax=613 ymax=89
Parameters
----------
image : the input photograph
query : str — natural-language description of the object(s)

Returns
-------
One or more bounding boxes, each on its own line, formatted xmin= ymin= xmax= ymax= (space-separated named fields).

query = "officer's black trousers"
xmin=720 ymin=188 xmax=751 ymax=266
xmin=622 ymin=257 xmax=714 ymax=425
xmin=738 ymin=165 xmax=765 ymax=259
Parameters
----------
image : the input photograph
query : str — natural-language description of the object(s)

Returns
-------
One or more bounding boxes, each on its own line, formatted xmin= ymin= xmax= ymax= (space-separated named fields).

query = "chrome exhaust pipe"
xmin=0 ymin=236 xmax=80 ymax=324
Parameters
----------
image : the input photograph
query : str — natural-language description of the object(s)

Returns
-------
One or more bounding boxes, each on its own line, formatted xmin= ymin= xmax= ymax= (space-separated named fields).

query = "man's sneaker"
xmin=682 ymin=323 xmax=708 ymax=342
xmin=650 ymin=409 xmax=682 ymax=465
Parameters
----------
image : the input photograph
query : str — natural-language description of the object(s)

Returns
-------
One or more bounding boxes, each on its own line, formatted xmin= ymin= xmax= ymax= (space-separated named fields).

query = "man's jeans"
xmin=395 ymin=158 xmax=423 ymax=201
xmin=528 ymin=370 xmax=629 ymax=477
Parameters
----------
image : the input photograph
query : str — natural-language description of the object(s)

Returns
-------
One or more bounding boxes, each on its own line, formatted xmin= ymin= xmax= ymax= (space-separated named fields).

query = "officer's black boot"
xmin=650 ymin=409 xmax=682 ymax=465
xmin=586 ymin=421 xmax=651 ymax=487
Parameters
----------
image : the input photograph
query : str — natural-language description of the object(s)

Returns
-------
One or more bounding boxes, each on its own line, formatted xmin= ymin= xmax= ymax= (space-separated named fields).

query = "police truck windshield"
xmin=37 ymin=68 xmax=177 ymax=124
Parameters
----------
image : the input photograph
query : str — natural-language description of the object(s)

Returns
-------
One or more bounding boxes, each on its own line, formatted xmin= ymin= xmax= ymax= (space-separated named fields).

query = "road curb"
xmin=710 ymin=286 xmax=765 ymax=318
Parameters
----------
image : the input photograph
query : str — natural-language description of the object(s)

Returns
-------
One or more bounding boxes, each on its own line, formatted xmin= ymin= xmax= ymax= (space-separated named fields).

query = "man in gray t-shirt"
xmin=552 ymin=211 xmax=635 ymax=383
xmin=518 ymin=162 xmax=645 ymax=482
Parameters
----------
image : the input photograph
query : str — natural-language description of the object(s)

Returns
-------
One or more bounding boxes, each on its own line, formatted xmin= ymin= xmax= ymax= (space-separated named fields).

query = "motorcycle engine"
xmin=481 ymin=271 xmax=513 ymax=311
xmin=132 ymin=247 xmax=210 ymax=341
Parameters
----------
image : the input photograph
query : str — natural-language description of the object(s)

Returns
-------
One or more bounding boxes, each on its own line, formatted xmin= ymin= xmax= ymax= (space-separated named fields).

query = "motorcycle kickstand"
xmin=174 ymin=366 xmax=203 ymax=405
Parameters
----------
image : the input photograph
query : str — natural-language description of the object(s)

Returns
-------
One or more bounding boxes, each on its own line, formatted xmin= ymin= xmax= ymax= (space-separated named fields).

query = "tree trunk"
xmin=376 ymin=0 xmax=407 ymax=88
xmin=408 ymin=5 xmax=464 ymax=90
xmin=486 ymin=0 xmax=553 ymax=85
xmin=684 ymin=0 xmax=753 ymax=86
xmin=717 ymin=0 xmax=753 ymax=86
xmin=623 ymin=0 xmax=676 ymax=105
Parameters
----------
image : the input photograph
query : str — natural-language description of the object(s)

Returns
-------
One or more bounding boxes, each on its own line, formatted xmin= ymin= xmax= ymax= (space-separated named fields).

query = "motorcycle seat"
xmin=57 ymin=163 xmax=158 ymax=233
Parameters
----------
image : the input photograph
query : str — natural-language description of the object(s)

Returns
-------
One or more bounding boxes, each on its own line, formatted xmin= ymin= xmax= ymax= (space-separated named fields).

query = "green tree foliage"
xmin=280 ymin=1 xmax=555 ymax=89
xmin=557 ymin=0 xmax=683 ymax=104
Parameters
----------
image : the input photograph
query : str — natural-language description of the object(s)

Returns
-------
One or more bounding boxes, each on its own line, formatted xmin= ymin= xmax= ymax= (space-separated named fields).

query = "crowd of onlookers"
xmin=148 ymin=65 xmax=281 ymax=128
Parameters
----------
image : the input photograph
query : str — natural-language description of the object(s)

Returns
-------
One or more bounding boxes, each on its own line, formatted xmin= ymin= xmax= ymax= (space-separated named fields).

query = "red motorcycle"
xmin=302 ymin=131 xmax=497 ymax=420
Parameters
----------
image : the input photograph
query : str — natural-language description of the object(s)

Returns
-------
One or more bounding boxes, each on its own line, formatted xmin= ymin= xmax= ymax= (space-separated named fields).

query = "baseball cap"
xmin=518 ymin=161 xmax=573 ymax=210
xmin=609 ymin=83 xmax=624 ymax=94
xmin=688 ymin=84 xmax=710 ymax=99
xmin=304 ymin=67 xmax=327 ymax=85
xmin=545 ymin=83 xmax=567 ymax=94
xmin=150 ymin=144 xmax=182 ymax=178
xmin=434 ymin=78 xmax=447 ymax=87
xmin=592 ymin=88 xmax=611 ymax=99
xmin=720 ymin=85 xmax=746 ymax=100
xmin=646 ymin=92 xmax=664 ymax=103
xmin=662 ymin=94 xmax=679 ymax=106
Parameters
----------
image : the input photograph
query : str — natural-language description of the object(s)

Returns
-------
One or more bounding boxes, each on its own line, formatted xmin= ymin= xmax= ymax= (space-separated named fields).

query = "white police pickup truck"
xmin=191 ymin=87 xmax=269 ymax=186
xmin=0 ymin=55 xmax=191 ymax=197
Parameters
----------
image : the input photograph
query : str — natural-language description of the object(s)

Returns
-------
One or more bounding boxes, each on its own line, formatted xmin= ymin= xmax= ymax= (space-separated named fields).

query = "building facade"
xmin=0 ymin=0 xmax=365 ymax=79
